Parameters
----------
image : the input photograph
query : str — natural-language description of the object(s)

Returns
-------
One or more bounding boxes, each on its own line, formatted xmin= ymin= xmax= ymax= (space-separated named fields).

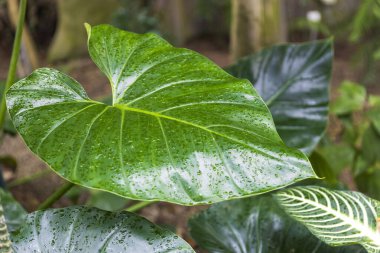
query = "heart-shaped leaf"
xmin=6 ymin=24 xmax=316 ymax=205
xmin=11 ymin=206 xmax=194 ymax=252
xmin=227 ymin=40 xmax=333 ymax=155
xmin=275 ymin=187 xmax=380 ymax=253
xmin=189 ymin=195 xmax=365 ymax=253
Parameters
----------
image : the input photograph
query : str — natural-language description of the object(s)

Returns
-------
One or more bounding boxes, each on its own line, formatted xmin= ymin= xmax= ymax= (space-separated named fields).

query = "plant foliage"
xmin=276 ymin=187 xmax=380 ymax=253
xmin=10 ymin=206 xmax=194 ymax=252
xmin=227 ymin=40 xmax=333 ymax=154
xmin=6 ymin=24 xmax=316 ymax=205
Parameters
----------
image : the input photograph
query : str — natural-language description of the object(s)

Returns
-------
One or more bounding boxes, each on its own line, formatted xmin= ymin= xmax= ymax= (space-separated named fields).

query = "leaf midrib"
xmin=114 ymin=103 xmax=284 ymax=162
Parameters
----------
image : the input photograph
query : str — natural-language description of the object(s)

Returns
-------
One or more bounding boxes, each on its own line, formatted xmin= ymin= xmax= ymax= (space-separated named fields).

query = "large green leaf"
xmin=6 ymin=24 xmax=316 ymax=205
xmin=275 ymin=186 xmax=380 ymax=253
xmin=11 ymin=206 xmax=194 ymax=252
xmin=188 ymin=195 xmax=365 ymax=253
xmin=226 ymin=40 xmax=333 ymax=155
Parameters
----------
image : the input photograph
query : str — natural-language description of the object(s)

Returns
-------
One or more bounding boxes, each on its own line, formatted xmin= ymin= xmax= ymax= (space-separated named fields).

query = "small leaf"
xmin=275 ymin=186 xmax=380 ymax=253
xmin=369 ymin=95 xmax=380 ymax=107
xmin=0 ymin=204 xmax=12 ymax=253
xmin=6 ymin=24 xmax=316 ymax=205
xmin=309 ymin=151 xmax=337 ymax=184
xmin=331 ymin=81 xmax=366 ymax=116
xmin=86 ymin=190 xmax=130 ymax=211
xmin=361 ymin=126 xmax=380 ymax=168
xmin=11 ymin=206 xmax=194 ymax=252
xmin=368 ymin=106 xmax=380 ymax=135
xmin=227 ymin=40 xmax=333 ymax=155
xmin=356 ymin=164 xmax=380 ymax=201
xmin=317 ymin=143 xmax=355 ymax=176
xmin=0 ymin=190 xmax=26 ymax=233
xmin=189 ymin=195 xmax=365 ymax=253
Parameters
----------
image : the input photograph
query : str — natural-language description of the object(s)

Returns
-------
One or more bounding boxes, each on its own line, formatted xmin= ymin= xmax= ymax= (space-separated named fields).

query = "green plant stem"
xmin=8 ymin=169 xmax=51 ymax=188
xmin=37 ymin=182 xmax=74 ymax=210
xmin=126 ymin=201 xmax=156 ymax=212
xmin=0 ymin=0 xmax=27 ymax=133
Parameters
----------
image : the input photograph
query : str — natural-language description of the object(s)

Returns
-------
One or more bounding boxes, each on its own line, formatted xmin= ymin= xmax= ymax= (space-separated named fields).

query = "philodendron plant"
xmin=1 ymin=24 xmax=379 ymax=252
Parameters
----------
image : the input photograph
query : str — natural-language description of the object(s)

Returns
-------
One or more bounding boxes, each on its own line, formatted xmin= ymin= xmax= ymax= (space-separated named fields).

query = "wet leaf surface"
xmin=6 ymin=24 xmax=316 ymax=205
xmin=189 ymin=195 xmax=366 ymax=253
xmin=227 ymin=40 xmax=333 ymax=155
xmin=0 ymin=189 xmax=26 ymax=232
xmin=11 ymin=206 xmax=194 ymax=252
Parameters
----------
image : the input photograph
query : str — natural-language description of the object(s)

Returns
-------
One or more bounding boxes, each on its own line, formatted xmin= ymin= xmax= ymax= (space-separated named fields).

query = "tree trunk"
xmin=230 ymin=0 xmax=287 ymax=62
xmin=156 ymin=0 xmax=196 ymax=46
xmin=48 ymin=0 xmax=119 ymax=62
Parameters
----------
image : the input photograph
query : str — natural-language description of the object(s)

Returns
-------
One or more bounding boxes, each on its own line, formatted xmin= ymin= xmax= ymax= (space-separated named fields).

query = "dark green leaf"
xmin=0 ymin=189 xmax=26 ymax=232
xmin=309 ymin=151 xmax=337 ymax=183
xmin=189 ymin=195 xmax=365 ymax=253
xmin=227 ymin=40 xmax=333 ymax=155
xmin=6 ymin=24 xmax=316 ymax=205
xmin=362 ymin=125 xmax=380 ymax=166
xmin=11 ymin=206 xmax=194 ymax=252
xmin=331 ymin=81 xmax=366 ymax=116
xmin=356 ymin=165 xmax=380 ymax=200
xmin=317 ymin=143 xmax=355 ymax=176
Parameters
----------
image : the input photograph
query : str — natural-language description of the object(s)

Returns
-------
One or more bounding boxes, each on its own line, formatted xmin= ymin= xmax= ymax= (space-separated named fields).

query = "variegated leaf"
xmin=275 ymin=187 xmax=380 ymax=253
xmin=0 ymin=204 xmax=12 ymax=253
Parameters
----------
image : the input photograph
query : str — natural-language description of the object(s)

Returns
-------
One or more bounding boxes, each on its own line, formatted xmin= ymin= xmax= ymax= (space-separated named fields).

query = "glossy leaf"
xmin=6 ymin=24 xmax=316 ymax=205
xmin=0 ymin=190 xmax=26 ymax=232
xmin=11 ymin=206 xmax=194 ymax=252
xmin=331 ymin=81 xmax=366 ymax=116
xmin=276 ymin=187 xmax=380 ymax=253
xmin=309 ymin=151 xmax=337 ymax=184
xmin=189 ymin=195 xmax=365 ymax=253
xmin=227 ymin=40 xmax=333 ymax=155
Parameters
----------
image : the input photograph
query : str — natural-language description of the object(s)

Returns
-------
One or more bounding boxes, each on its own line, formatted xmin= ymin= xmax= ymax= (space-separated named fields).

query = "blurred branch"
xmin=0 ymin=0 xmax=27 ymax=134
xmin=7 ymin=0 xmax=39 ymax=73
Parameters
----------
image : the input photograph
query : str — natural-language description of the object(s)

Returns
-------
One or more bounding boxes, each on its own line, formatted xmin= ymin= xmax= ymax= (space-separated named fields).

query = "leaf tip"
xmin=84 ymin=23 xmax=92 ymax=39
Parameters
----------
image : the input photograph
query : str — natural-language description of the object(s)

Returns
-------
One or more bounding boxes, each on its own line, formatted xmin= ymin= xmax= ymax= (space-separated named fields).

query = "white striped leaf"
xmin=0 ymin=204 xmax=12 ymax=253
xmin=275 ymin=187 xmax=380 ymax=253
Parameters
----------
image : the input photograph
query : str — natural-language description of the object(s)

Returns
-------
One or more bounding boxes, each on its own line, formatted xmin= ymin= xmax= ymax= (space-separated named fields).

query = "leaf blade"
xmin=189 ymin=195 xmax=366 ymax=253
xmin=6 ymin=24 xmax=316 ymax=205
xmin=10 ymin=206 xmax=194 ymax=252
xmin=227 ymin=40 xmax=333 ymax=154
xmin=275 ymin=187 xmax=380 ymax=252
